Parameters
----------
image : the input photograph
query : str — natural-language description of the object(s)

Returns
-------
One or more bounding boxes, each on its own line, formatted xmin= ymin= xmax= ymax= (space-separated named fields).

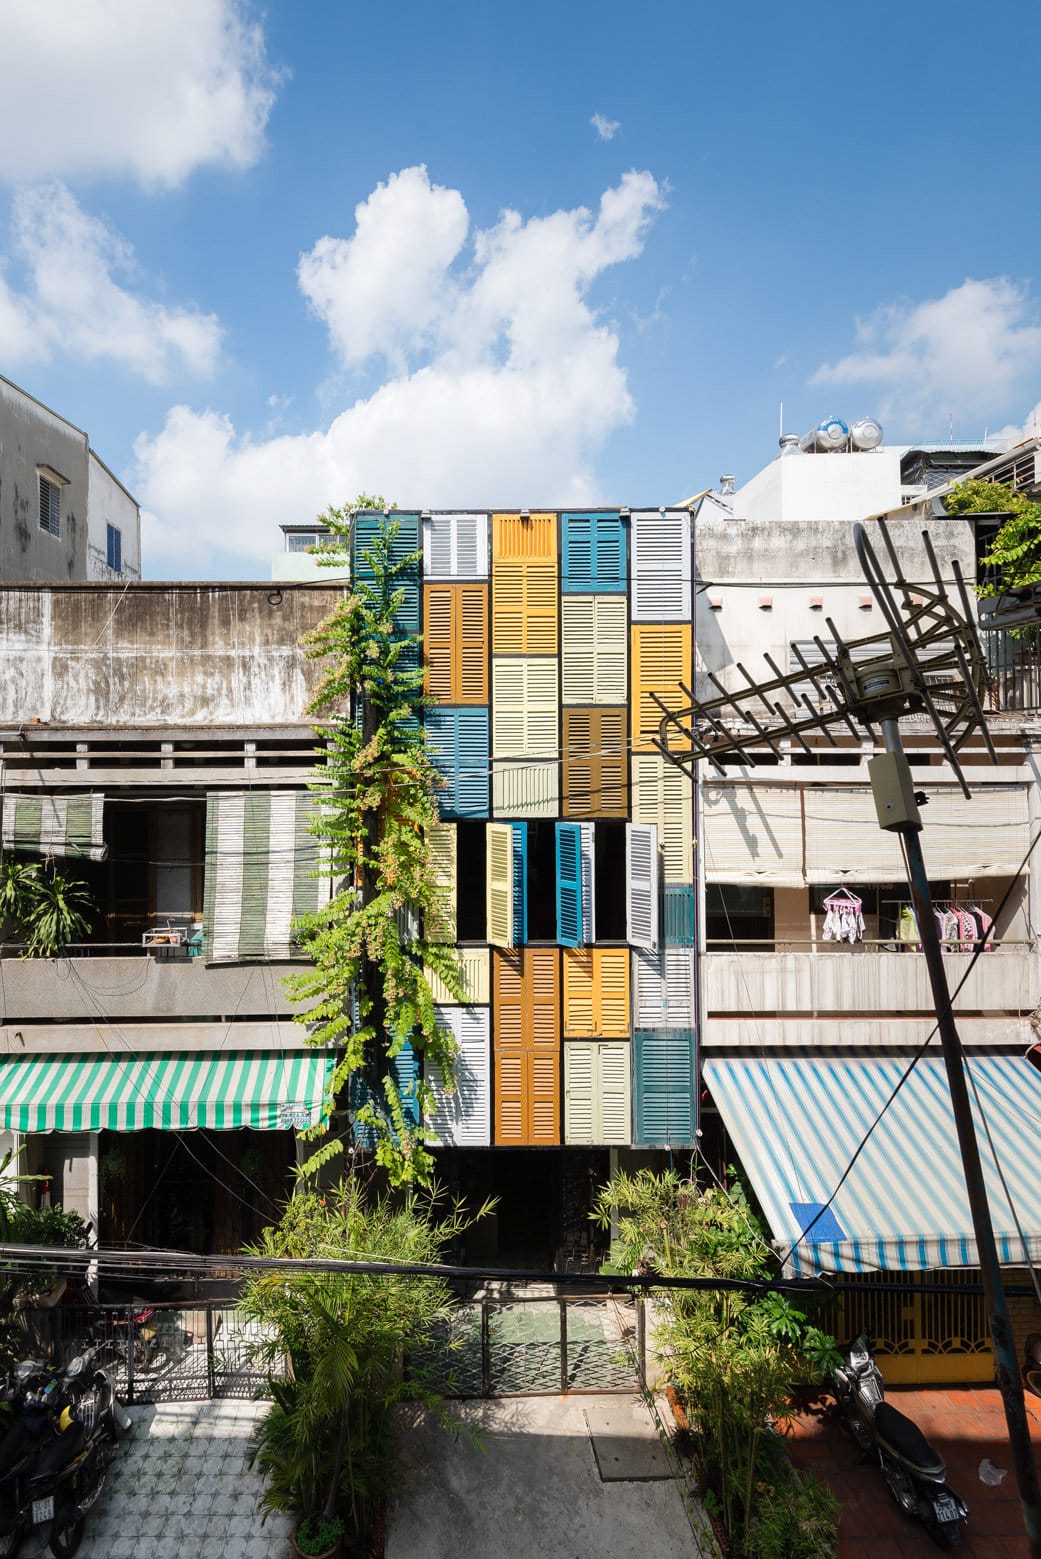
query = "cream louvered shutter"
xmin=598 ymin=1042 xmax=632 ymax=1144
xmin=426 ymin=1006 xmax=491 ymax=1146
xmin=492 ymin=658 xmax=559 ymax=758
xmin=564 ymin=1043 xmax=596 ymax=1142
xmin=626 ymin=822 xmax=659 ymax=951
xmin=564 ymin=1042 xmax=631 ymax=1145
xmin=426 ymin=823 xmax=456 ymax=943
xmin=631 ymin=754 xmax=694 ymax=884
xmin=562 ymin=596 xmax=627 ymax=703
xmin=631 ymin=510 xmax=691 ymax=620
xmin=425 ymin=948 xmax=490 ymax=1005
xmin=492 ymin=759 xmax=559 ymax=819
xmin=486 ymin=823 xmax=514 ymax=948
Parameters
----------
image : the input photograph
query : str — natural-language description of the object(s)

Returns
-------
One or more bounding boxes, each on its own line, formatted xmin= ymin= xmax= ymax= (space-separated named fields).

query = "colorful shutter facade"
xmin=426 ymin=1007 xmax=491 ymax=1146
xmin=633 ymin=1029 xmax=697 ymax=1146
xmin=631 ymin=753 xmax=693 ymax=882
xmin=563 ymin=948 xmax=631 ymax=1037
xmin=422 ymin=513 xmax=489 ymax=579
xmin=562 ymin=707 xmax=628 ymax=816
xmin=561 ymin=596 xmax=627 ymax=703
xmin=425 ymin=708 xmax=489 ymax=818
xmin=202 ymin=790 xmax=321 ymax=962
xmin=426 ymin=822 xmax=456 ymax=943
xmin=352 ymin=511 xmax=420 ymax=630
xmin=493 ymin=949 xmax=560 ymax=1145
xmin=424 ymin=584 xmax=488 ymax=703
xmin=561 ymin=512 xmax=626 ymax=592
xmin=631 ymin=624 xmax=692 ymax=751
xmin=630 ymin=510 xmax=691 ymax=620
xmin=564 ymin=1042 xmax=631 ymax=1144
xmin=491 ymin=658 xmax=559 ymax=757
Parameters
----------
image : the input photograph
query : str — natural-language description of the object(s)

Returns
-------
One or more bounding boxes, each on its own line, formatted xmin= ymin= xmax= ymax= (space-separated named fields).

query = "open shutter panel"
xmin=511 ymin=823 xmax=528 ymax=945
xmin=486 ymin=823 xmax=515 ymax=948
xmin=1 ymin=793 xmax=107 ymax=862
xmin=631 ymin=625 xmax=692 ymax=751
xmin=598 ymin=1042 xmax=632 ymax=1144
xmin=426 ymin=1007 xmax=491 ymax=1146
xmin=426 ymin=823 xmax=456 ymax=943
xmin=556 ymin=823 xmax=584 ymax=947
xmin=564 ymin=1043 xmax=597 ymax=1142
xmin=579 ymin=822 xmax=596 ymax=945
xmin=423 ymin=513 xmax=489 ymax=579
xmin=203 ymin=791 xmax=321 ymax=962
xmin=631 ymin=754 xmax=693 ymax=884
xmin=631 ymin=510 xmax=691 ymax=620
xmin=626 ymin=822 xmax=659 ymax=951
xmin=634 ymin=1030 xmax=697 ymax=1146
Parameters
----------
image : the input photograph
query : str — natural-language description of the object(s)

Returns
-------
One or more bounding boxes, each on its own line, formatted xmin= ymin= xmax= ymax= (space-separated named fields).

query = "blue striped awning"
xmin=703 ymin=1053 xmax=1041 ymax=1276
xmin=0 ymin=1051 xmax=334 ymax=1133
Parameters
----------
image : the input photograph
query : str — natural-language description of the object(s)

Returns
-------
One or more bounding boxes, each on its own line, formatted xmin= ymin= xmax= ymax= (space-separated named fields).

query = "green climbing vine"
xmin=287 ymin=502 xmax=465 ymax=1187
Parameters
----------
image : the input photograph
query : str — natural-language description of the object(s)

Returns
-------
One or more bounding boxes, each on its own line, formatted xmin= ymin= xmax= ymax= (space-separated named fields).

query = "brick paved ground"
xmin=785 ymin=1385 xmax=1041 ymax=1558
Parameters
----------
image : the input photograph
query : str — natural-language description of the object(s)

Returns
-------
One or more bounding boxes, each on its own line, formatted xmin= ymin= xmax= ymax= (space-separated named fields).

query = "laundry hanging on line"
xmin=822 ymin=889 xmax=865 ymax=944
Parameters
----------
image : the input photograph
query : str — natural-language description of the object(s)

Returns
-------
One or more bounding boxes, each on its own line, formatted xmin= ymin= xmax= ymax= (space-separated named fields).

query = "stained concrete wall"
xmin=0 ymin=376 xmax=89 ymax=581
xmin=0 ymin=582 xmax=347 ymax=725
xmin=86 ymin=451 xmax=141 ymax=580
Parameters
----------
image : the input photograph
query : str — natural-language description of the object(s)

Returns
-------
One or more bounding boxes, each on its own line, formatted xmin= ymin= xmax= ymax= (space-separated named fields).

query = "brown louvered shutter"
xmin=494 ymin=948 xmax=559 ymax=1144
xmin=424 ymin=585 xmax=455 ymax=703
xmin=459 ymin=585 xmax=488 ymax=702
xmin=563 ymin=707 xmax=628 ymax=817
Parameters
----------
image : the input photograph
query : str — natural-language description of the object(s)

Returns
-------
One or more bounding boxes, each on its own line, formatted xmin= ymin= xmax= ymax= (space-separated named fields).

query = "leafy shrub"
xmin=745 ymin=1468 xmax=839 ymax=1558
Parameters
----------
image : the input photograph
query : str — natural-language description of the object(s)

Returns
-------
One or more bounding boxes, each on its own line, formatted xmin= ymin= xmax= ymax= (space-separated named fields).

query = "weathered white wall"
xmin=0 ymin=376 xmax=90 ymax=581
xmin=86 ymin=451 xmax=141 ymax=580
xmin=734 ymin=447 xmax=906 ymax=526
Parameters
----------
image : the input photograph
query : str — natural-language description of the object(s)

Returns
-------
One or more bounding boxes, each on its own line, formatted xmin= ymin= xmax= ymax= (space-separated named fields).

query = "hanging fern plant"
xmin=287 ymin=504 xmax=465 ymax=1188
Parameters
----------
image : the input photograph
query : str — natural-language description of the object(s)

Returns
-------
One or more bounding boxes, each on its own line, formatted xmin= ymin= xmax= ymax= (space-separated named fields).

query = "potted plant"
xmin=291 ymin=1512 xmax=345 ymax=1559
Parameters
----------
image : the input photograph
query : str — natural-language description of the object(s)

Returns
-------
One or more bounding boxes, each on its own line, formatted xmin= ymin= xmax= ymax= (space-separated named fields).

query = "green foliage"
xmin=243 ymin=1176 xmax=479 ymax=1543
xmin=287 ymin=506 xmax=465 ymax=1186
xmin=0 ymin=858 xmax=93 ymax=956
xmin=946 ymin=478 xmax=1041 ymax=601
xmin=744 ymin=1469 xmax=840 ymax=1559
xmin=294 ymin=1512 xmax=345 ymax=1554
xmin=593 ymin=1169 xmax=839 ymax=1558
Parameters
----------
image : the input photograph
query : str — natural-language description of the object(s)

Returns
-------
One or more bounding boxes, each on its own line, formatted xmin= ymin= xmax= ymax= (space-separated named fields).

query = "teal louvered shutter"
xmin=203 ymin=791 xmax=322 ymax=962
xmin=352 ymin=511 xmax=420 ymax=630
xmin=664 ymin=885 xmax=696 ymax=945
xmin=426 ymin=709 xmax=489 ymax=818
xmin=634 ymin=1030 xmax=697 ymax=1146
xmin=350 ymin=1044 xmax=419 ymax=1146
xmin=393 ymin=1044 xmax=420 ymax=1131
xmin=562 ymin=512 xmax=625 ymax=592
xmin=556 ymin=822 xmax=584 ymax=947
xmin=512 ymin=823 xmax=528 ymax=945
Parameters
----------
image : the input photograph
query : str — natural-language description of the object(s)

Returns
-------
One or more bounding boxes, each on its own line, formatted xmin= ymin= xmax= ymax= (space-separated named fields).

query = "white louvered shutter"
xmin=423 ymin=513 xmax=489 ymax=579
xmin=579 ymin=822 xmax=596 ymax=946
xmin=486 ymin=823 xmax=514 ymax=948
xmin=564 ymin=1042 xmax=596 ymax=1143
xmin=426 ymin=1006 xmax=491 ymax=1145
xmin=633 ymin=948 xmax=696 ymax=1029
xmin=631 ymin=510 xmax=691 ymax=621
xmin=626 ymin=822 xmax=659 ymax=951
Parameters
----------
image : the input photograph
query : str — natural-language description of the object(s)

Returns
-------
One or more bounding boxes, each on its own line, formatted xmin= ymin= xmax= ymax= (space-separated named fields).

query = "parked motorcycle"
xmin=833 ymin=1334 xmax=968 ymax=1548
xmin=1023 ymin=1333 xmax=1041 ymax=1399
xmin=0 ymin=1345 xmax=131 ymax=1558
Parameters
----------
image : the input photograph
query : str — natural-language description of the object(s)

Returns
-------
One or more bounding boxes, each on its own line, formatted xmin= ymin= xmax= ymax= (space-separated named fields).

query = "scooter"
xmin=833 ymin=1334 xmax=968 ymax=1549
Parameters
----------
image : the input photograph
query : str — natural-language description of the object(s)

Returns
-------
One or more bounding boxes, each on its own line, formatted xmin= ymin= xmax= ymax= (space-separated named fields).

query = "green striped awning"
xmin=0 ymin=1051 xmax=334 ymax=1133
xmin=202 ymin=791 xmax=323 ymax=962
xmin=1 ymin=794 xmax=107 ymax=862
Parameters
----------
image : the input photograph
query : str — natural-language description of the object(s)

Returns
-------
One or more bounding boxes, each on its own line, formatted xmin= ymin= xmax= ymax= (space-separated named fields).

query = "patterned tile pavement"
xmin=19 ymin=1397 xmax=291 ymax=1559
xmin=785 ymin=1386 xmax=1041 ymax=1558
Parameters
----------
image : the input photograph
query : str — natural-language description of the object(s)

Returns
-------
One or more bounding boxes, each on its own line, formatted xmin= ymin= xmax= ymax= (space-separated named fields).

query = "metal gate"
xmin=838 ymin=1272 xmax=992 ymax=1385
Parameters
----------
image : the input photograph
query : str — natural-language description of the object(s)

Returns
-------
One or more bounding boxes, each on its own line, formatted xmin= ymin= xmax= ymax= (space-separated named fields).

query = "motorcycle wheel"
xmin=48 ymin=1515 xmax=85 ymax=1559
xmin=884 ymin=1461 xmax=920 ymax=1519
xmin=926 ymin=1516 xmax=962 ymax=1549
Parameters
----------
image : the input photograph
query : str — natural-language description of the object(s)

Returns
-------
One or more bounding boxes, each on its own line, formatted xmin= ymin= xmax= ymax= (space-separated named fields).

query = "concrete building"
xmin=0 ymin=374 xmax=141 ymax=583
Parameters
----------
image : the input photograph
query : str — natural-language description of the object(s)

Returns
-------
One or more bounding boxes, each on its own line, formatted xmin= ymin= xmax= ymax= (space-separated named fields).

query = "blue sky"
xmin=1 ymin=0 xmax=1039 ymax=578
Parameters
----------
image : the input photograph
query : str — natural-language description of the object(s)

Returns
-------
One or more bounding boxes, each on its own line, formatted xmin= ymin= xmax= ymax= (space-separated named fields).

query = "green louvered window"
xmin=1 ymin=793 xmax=107 ymax=862
xmin=202 ymin=791 xmax=324 ymax=962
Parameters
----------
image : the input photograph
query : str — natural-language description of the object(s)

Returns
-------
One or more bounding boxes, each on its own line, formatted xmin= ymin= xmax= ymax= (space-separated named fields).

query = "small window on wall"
xmin=38 ymin=472 xmax=62 ymax=537
xmin=706 ymin=884 xmax=774 ymax=950
xmin=456 ymin=821 xmax=487 ymax=941
xmin=106 ymin=523 xmax=122 ymax=573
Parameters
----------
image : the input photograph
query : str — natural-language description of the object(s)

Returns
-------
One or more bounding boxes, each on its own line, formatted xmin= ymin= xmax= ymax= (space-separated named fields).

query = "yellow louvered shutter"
xmin=493 ymin=512 xmax=557 ymax=560
xmin=631 ymin=753 xmax=694 ymax=883
xmin=562 ymin=597 xmax=627 ymax=703
xmin=631 ymin=624 xmax=691 ymax=751
xmin=492 ymin=562 xmax=558 ymax=653
xmin=486 ymin=823 xmax=514 ymax=949
xmin=563 ymin=949 xmax=630 ymax=1037
xmin=599 ymin=949 xmax=630 ymax=1035
xmin=562 ymin=707 xmax=627 ymax=817
xmin=492 ymin=658 xmax=558 ymax=758
xmin=426 ymin=823 xmax=456 ymax=943
xmin=425 ymin=948 xmax=489 ymax=1005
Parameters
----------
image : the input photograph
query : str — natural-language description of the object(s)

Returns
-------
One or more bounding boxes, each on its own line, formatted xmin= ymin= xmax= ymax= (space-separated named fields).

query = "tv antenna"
xmin=654 ymin=519 xmax=1041 ymax=1553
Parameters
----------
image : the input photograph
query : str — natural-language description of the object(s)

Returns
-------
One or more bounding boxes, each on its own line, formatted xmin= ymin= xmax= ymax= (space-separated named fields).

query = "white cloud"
xmin=812 ymin=278 xmax=1041 ymax=432
xmin=0 ymin=184 xmax=221 ymax=381
xmin=591 ymin=114 xmax=621 ymax=142
xmin=134 ymin=167 xmax=666 ymax=577
xmin=0 ymin=0 xmax=280 ymax=187
xmin=990 ymin=400 xmax=1041 ymax=448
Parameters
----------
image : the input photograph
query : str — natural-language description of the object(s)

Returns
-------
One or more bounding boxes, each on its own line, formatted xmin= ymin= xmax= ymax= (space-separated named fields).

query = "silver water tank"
xmin=850 ymin=417 xmax=884 ymax=450
xmin=799 ymin=417 xmax=849 ymax=453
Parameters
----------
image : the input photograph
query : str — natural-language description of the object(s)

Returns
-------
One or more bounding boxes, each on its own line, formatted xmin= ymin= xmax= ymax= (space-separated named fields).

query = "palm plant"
xmin=21 ymin=863 xmax=93 ymax=956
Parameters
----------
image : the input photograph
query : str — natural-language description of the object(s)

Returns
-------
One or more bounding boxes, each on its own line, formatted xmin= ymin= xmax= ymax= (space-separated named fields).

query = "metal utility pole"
xmin=653 ymin=518 xmax=1041 ymax=1555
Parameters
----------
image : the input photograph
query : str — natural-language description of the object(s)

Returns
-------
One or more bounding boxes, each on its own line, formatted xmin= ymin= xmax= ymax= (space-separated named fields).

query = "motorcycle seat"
xmin=873 ymin=1401 xmax=945 ymax=1475
xmin=35 ymin=1421 xmax=86 ymax=1475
